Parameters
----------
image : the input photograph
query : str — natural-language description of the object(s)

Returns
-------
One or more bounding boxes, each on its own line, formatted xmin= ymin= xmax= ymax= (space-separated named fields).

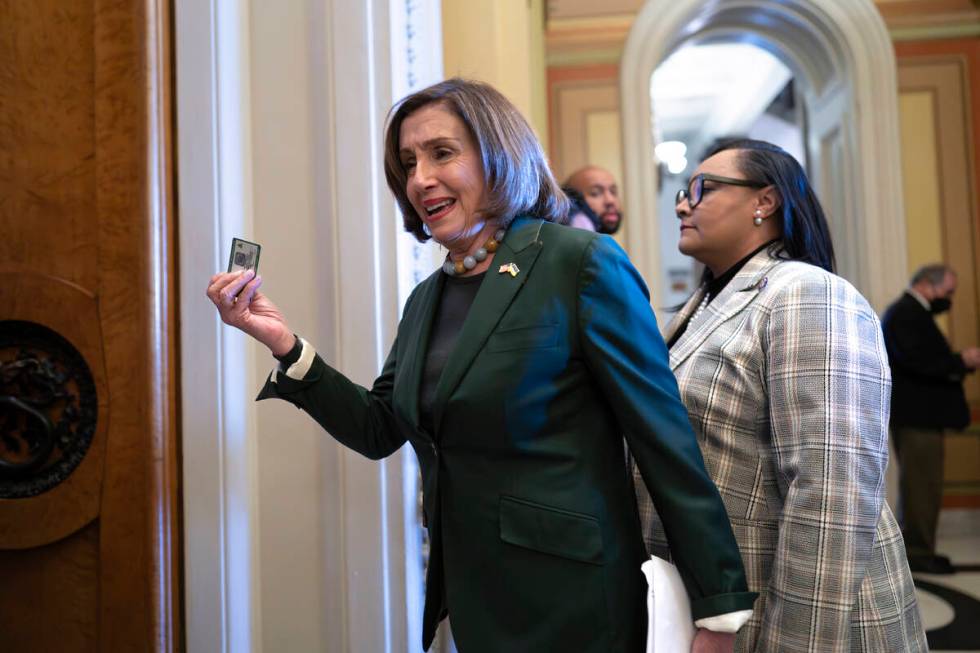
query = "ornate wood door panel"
xmin=0 ymin=1 xmax=179 ymax=651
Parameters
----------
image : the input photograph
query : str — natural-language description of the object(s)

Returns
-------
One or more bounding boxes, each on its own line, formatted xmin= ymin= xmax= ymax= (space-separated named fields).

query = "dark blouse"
xmin=277 ymin=270 xmax=487 ymax=434
xmin=418 ymin=272 xmax=485 ymax=433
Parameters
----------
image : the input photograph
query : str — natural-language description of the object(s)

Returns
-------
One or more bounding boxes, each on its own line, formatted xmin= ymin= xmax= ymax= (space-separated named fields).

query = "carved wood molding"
xmin=92 ymin=0 xmax=179 ymax=647
xmin=0 ymin=321 xmax=98 ymax=493
xmin=0 ymin=274 xmax=109 ymax=548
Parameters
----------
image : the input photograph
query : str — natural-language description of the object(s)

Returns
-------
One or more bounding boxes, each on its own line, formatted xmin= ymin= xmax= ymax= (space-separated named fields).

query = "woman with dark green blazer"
xmin=207 ymin=79 xmax=755 ymax=653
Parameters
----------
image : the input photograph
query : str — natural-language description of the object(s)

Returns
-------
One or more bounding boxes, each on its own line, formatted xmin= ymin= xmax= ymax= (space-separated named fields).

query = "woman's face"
xmin=399 ymin=103 xmax=488 ymax=248
xmin=676 ymin=149 xmax=768 ymax=270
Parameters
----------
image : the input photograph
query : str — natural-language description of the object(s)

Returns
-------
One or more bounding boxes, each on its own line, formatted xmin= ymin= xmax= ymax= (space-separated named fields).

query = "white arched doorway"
xmin=620 ymin=0 xmax=907 ymax=312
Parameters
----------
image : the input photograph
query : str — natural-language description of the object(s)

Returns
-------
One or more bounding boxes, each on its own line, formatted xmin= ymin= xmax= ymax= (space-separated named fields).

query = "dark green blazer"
xmin=258 ymin=217 xmax=755 ymax=652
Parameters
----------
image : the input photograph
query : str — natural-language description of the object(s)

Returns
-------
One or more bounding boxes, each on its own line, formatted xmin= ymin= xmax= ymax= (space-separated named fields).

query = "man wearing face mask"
xmin=882 ymin=264 xmax=980 ymax=574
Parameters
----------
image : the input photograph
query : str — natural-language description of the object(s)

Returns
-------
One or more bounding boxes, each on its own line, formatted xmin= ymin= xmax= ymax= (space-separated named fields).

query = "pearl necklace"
xmin=691 ymin=291 xmax=711 ymax=321
xmin=442 ymin=228 xmax=506 ymax=276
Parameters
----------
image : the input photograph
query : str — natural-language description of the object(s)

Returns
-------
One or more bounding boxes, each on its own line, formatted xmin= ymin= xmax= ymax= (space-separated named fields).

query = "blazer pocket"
xmin=486 ymin=324 xmax=558 ymax=353
xmin=499 ymin=495 xmax=603 ymax=565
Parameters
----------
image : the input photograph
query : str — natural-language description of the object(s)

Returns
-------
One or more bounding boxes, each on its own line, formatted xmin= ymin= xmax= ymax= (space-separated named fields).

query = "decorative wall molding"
xmin=898 ymin=56 xmax=980 ymax=408
xmin=547 ymin=0 xmax=642 ymax=20
xmin=891 ymin=23 xmax=980 ymax=41
xmin=545 ymin=1 xmax=980 ymax=67
xmin=877 ymin=0 xmax=980 ymax=28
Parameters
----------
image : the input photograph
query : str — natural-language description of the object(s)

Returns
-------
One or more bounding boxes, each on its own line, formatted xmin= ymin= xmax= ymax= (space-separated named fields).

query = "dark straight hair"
xmin=706 ymin=138 xmax=836 ymax=273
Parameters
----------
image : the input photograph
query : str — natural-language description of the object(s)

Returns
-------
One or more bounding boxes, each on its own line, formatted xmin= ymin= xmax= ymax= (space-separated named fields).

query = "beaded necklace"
xmin=442 ymin=228 xmax=506 ymax=276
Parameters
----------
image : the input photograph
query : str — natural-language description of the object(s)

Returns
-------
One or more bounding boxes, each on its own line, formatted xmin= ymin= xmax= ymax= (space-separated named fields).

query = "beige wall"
xmin=898 ymin=57 xmax=980 ymax=487
xmin=441 ymin=0 xmax=549 ymax=144
xmin=585 ymin=111 xmax=623 ymax=191
xmin=547 ymin=69 xmax=628 ymax=246
xmin=898 ymin=91 xmax=947 ymax=331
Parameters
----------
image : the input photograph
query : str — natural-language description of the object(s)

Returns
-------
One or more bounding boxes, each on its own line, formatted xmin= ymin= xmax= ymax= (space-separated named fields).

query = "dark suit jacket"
xmin=881 ymin=291 xmax=971 ymax=430
xmin=258 ymin=217 xmax=755 ymax=652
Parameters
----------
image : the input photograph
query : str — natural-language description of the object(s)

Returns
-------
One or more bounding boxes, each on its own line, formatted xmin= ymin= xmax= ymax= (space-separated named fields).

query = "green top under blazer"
xmin=258 ymin=217 xmax=756 ymax=652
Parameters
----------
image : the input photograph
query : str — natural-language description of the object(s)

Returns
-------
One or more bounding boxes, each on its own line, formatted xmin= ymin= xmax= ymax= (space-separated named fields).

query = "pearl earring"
xmin=753 ymin=209 xmax=763 ymax=226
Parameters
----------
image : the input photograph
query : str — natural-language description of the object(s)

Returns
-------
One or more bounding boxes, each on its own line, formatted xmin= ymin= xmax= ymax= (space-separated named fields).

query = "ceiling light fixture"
xmin=655 ymin=141 xmax=688 ymax=175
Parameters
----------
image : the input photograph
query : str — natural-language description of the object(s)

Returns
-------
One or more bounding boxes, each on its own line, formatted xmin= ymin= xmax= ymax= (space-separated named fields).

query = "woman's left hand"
xmin=691 ymin=628 xmax=735 ymax=653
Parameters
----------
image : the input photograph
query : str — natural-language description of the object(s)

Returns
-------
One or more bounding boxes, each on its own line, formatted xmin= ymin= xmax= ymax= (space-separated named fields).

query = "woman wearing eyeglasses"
xmin=634 ymin=139 xmax=926 ymax=652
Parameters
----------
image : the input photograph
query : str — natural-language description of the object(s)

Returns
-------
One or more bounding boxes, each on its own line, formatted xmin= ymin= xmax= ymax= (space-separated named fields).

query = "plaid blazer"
xmin=635 ymin=251 xmax=926 ymax=652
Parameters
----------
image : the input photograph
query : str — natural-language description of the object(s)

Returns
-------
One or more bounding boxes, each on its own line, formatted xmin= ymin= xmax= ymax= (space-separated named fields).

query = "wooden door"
xmin=0 ymin=1 xmax=180 ymax=651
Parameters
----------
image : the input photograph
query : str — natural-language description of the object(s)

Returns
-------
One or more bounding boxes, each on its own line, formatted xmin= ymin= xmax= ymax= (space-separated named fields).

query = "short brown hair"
xmin=383 ymin=78 xmax=568 ymax=242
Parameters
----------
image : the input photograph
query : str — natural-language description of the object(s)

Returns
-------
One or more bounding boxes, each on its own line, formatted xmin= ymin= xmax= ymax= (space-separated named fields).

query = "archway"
xmin=620 ymin=0 xmax=907 ymax=312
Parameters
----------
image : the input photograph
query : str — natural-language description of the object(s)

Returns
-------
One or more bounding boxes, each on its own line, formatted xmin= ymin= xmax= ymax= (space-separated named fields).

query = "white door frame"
xmin=176 ymin=1 xmax=442 ymax=651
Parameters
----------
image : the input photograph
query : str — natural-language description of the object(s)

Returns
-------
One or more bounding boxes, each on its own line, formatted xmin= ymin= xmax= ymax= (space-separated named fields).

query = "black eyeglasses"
xmin=675 ymin=173 xmax=767 ymax=209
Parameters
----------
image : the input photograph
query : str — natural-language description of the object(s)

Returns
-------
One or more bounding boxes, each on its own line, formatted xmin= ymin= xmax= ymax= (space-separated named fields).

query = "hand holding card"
xmin=207 ymin=238 xmax=294 ymax=356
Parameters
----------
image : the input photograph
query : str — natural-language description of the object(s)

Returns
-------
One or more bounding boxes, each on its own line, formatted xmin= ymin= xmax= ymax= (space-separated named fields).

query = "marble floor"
xmin=915 ymin=508 xmax=980 ymax=652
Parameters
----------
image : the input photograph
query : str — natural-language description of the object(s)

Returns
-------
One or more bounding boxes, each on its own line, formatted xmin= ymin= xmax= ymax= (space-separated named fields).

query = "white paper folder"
xmin=642 ymin=556 xmax=695 ymax=652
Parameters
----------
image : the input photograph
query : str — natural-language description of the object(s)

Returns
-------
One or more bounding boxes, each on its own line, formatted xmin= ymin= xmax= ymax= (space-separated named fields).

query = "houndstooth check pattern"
xmin=634 ymin=251 xmax=926 ymax=652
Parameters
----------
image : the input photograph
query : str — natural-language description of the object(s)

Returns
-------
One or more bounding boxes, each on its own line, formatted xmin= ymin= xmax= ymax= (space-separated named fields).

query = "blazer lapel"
xmin=393 ymin=271 xmax=444 ymax=432
xmin=661 ymin=286 xmax=707 ymax=344
xmin=668 ymin=251 xmax=780 ymax=371
xmin=431 ymin=217 xmax=544 ymax=434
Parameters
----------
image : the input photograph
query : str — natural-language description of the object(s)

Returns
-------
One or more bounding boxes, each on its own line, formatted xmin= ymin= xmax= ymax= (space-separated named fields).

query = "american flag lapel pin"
xmin=498 ymin=262 xmax=520 ymax=277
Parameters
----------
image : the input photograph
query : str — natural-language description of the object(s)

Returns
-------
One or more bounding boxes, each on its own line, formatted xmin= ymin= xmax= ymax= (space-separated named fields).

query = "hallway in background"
xmin=915 ymin=508 xmax=980 ymax=652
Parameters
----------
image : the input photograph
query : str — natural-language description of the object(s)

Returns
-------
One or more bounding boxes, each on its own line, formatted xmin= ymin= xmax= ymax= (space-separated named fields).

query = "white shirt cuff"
xmin=271 ymin=337 xmax=314 ymax=383
xmin=694 ymin=609 xmax=753 ymax=633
